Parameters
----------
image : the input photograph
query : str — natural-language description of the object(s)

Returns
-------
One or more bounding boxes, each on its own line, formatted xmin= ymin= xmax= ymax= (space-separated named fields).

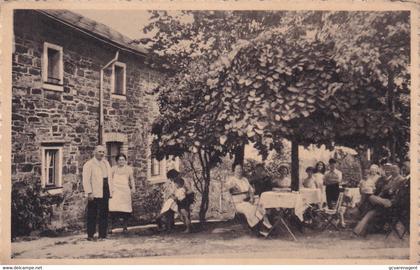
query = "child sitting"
xmin=302 ymin=166 xmax=317 ymax=189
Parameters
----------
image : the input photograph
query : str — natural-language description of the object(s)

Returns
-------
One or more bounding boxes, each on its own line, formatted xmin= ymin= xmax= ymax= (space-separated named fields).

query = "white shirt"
xmin=83 ymin=157 xmax=113 ymax=198
xmin=324 ymin=168 xmax=342 ymax=185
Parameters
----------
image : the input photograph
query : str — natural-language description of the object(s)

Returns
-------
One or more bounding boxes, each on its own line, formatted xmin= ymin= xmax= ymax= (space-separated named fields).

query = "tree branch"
xmin=188 ymin=157 xmax=203 ymax=193
xmin=198 ymin=150 xmax=208 ymax=181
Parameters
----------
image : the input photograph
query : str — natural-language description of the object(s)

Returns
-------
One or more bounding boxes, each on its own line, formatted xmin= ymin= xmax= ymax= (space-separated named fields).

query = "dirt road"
xmin=11 ymin=222 xmax=409 ymax=260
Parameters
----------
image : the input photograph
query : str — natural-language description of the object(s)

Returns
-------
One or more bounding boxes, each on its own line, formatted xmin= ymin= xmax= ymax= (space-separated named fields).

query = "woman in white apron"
xmin=109 ymin=154 xmax=135 ymax=234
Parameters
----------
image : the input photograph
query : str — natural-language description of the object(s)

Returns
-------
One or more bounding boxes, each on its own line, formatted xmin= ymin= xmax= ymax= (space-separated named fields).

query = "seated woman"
xmin=272 ymin=165 xmax=291 ymax=189
xmin=226 ymin=165 xmax=273 ymax=237
xmin=357 ymin=164 xmax=381 ymax=213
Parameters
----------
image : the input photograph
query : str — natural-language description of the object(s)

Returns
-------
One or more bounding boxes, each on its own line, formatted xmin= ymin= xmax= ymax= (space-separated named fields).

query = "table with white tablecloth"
xmin=258 ymin=189 xmax=323 ymax=221
xmin=300 ymin=188 xmax=323 ymax=205
xmin=256 ymin=189 xmax=322 ymax=240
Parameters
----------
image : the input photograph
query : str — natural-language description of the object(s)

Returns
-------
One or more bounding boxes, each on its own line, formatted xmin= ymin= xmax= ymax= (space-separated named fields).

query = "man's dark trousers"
xmin=87 ymin=178 xmax=110 ymax=238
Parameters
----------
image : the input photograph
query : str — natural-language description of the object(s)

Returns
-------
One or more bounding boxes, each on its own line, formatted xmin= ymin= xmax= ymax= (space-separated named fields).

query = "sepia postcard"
xmin=0 ymin=0 xmax=418 ymax=265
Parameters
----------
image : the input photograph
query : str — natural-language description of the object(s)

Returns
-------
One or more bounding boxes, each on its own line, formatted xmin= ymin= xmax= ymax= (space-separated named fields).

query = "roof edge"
xmin=36 ymin=9 xmax=148 ymax=57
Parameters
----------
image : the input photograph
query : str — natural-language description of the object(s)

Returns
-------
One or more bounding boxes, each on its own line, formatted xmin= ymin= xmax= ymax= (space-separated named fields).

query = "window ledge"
xmin=111 ymin=93 xmax=127 ymax=100
xmin=43 ymin=83 xmax=63 ymax=92
xmin=41 ymin=187 xmax=63 ymax=196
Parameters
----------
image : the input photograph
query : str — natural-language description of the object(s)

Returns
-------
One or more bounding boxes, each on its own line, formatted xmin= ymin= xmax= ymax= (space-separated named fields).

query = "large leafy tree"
xmin=203 ymin=11 xmax=409 ymax=188
xmin=146 ymin=11 xmax=295 ymax=222
xmin=146 ymin=10 xmax=409 ymax=220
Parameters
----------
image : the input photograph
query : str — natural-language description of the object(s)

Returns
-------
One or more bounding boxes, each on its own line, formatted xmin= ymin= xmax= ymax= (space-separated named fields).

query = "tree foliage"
xmin=146 ymin=10 xmax=410 ymax=220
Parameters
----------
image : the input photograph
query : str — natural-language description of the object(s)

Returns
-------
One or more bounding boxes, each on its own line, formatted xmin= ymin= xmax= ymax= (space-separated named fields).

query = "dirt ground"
xmin=11 ymin=220 xmax=409 ymax=260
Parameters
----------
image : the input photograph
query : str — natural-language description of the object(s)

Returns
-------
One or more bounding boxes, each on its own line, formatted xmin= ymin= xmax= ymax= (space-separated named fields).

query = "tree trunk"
xmin=199 ymin=167 xmax=210 ymax=224
xmin=232 ymin=143 xmax=245 ymax=171
xmin=355 ymin=147 xmax=370 ymax=183
xmin=197 ymin=150 xmax=211 ymax=225
xmin=291 ymin=140 xmax=299 ymax=191
xmin=387 ymin=72 xmax=396 ymax=163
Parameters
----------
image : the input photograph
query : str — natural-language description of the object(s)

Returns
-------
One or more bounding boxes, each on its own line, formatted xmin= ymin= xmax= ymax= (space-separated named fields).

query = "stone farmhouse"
xmin=11 ymin=9 xmax=182 ymax=230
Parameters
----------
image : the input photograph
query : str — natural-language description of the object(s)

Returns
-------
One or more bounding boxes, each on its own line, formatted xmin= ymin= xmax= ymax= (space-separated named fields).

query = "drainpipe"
xmin=99 ymin=51 xmax=119 ymax=145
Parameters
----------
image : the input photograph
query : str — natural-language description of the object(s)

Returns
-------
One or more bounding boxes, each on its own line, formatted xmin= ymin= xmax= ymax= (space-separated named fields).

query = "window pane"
xmin=106 ymin=142 xmax=122 ymax=167
xmin=47 ymin=48 xmax=60 ymax=84
xmin=151 ymin=157 xmax=161 ymax=176
xmin=114 ymin=65 xmax=124 ymax=95
xmin=45 ymin=149 xmax=58 ymax=186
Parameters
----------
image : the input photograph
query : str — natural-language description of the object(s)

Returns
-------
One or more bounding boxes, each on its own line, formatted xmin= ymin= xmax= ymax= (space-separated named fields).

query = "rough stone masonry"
xmin=12 ymin=10 xmax=165 ymax=230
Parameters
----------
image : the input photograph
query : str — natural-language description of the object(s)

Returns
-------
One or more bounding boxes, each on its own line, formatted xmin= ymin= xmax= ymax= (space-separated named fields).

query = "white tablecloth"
xmin=258 ymin=189 xmax=324 ymax=221
xmin=300 ymin=188 xmax=323 ymax=205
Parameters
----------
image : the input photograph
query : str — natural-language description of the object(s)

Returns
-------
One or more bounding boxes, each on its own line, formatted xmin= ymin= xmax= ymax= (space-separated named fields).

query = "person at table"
xmin=313 ymin=161 xmax=327 ymax=205
xmin=226 ymin=165 xmax=273 ymax=236
xmin=350 ymin=163 xmax=392 ymax=218
xmin=302 ymin=166 xmax=321 ymax=189
xmin=357 ymin=164 xmax=381 ymax=214
xmin=353 ymin=164 xmax=406 ymax=236
xmin=272 ymin=165 xmax=291 ymax=188
xmin=378 ymin=158 xmax=390 ymax=177
xmin=250 ymin=163 xmax=273 ymax=196
xmin=324 ymin=158 xmax=342 ymax=209
xmin=108 ymin=154 xmax=135 ymax=234
xmin=396 ymin=161 xmax=410 ymax=234
xmin=313 ymin=161 xmax=326 ymax=184
xmin=359 ymin=165 xmax=381 ymax=192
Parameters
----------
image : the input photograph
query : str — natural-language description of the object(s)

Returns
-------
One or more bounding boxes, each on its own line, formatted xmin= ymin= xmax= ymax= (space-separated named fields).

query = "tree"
xmin=202 ymin=11 xmax=409 ymax=187
xmin=147 ymin=11 xmax=292 ymax=222
xmin=148 ymin=10 xmax=409 ymax=219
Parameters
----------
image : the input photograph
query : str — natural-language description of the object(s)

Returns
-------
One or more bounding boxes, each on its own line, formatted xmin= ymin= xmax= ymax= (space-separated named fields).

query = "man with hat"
xmin=353 ymin=164 xmax=406 ymax=236
xmin=83 ymin=145 xmax=113 ymax=241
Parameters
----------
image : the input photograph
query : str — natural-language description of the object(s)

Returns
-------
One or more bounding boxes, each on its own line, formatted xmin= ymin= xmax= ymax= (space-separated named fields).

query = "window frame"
xmin=41 ymin=145 xmax=63 ymax=191
xmin=111 ymin=61 xmax=127 ymax=99
xmin=42 ymin=42 xmax=64 ymax=92
xmin=106 ymin=141 xmax=123 ymax=167
xmin=147 ymin=155 xmax=180 ymax=184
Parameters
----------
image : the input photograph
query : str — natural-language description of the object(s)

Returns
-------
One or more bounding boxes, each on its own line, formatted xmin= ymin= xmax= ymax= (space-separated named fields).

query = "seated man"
xmin=391 ymin=161 xmax=410 ymax=235
xmin=272 ymin=165 xmax=291 ymax=189
xmin=249 ymin=163 xmax=273 ymax=196
xmin=353 ymin=165 xmax=405 ymax=236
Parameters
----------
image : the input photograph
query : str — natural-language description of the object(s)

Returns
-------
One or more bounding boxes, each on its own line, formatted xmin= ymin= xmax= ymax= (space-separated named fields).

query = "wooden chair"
xmin=316 ymin=192 xmax=344 ymax=230
xmin=266 ymin=208 xmax=298 ymax=241
xmin=229 ymin=192 xmax=255 ymax=229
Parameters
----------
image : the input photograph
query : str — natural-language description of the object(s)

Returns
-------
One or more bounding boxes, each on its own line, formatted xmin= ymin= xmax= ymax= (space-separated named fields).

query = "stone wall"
xmin=12 ymin=10 xmax=165 ymax=230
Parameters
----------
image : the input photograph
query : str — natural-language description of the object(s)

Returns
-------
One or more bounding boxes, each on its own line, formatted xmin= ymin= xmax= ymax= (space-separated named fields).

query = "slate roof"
xmin=37 ymin=9 xmax=148 ymax=56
